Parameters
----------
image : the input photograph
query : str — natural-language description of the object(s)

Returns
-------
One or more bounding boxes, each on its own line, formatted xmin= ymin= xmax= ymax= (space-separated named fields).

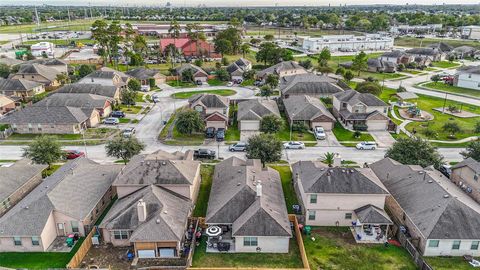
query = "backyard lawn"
xmin=271 ymin=165 xmax=299 ymax=214
xmin=171 ymin=89 xmax=237 ymax=99
xmin=193 ymin=165 xmax=214 ymax=217
xmin=304 ymin=227 xmax=416 ymax=270
xmin=422 ymin=82 xmax=480 ymax=98
xmin=425 ymin=256 xmax=480 ymax=270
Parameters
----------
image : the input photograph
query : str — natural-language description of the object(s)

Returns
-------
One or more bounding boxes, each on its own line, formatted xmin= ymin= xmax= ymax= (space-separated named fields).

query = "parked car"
xmin=103 ymin=117 xmax=120 ymax=125
xmin=216 ymin=128 xmax=225 ymax=142
xmin=314 ymin=126 xmax=326 ymax=140
xmin=153 ymin=96 xmax=160 ymax=103
xmin=123 ymin=127 xmax=136 ymax=138
xmin=229 ymin=142 xmax=247 ymax=152
xmin=205 ymin=127 xmax=216 ymax=138
xmin=355 ymin=141 xmax=377 ymax=150
xmin=111 ymin=111 xmax=125 ymax=118
xmin=196 ymin=80 xmax=203 ymax=85
xmin=193 ymin=149 xmax=216 ymax=159
xmin=64 ymin=150 xmax=85 ymax=159
xmin=283 ymin=141 xmax=305 ymax=149
xmin=227 ymin=82 xmax=234 ymax=87
xmin=439 ymin=164 xmax=452 ymax=178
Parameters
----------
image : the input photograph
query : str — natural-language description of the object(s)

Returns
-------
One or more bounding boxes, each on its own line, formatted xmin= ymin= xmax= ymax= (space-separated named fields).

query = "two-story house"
xmin=188 ymin=94 xmax=229 ymax=130
xmin=454 ymin=65 xmax=480 ymax=91
xmin=227 ymin=58 xmax=252 ymax=81
xmin=332 ymin=90 xmax=390 ymax=131
xmin=280 ymin=73 xmax=344 ymax=98
xmin=10 ymin=63 xmax=62 ymax=87
xmin=451 ymin=158 xmax=480 ymax=203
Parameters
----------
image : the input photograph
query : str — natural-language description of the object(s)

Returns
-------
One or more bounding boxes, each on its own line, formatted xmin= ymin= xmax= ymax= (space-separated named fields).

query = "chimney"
xmin=137 ymin=199 xmax=147 ymax=222
xmin=256 ymin=180 xmax=262 ymax=197
xmin=333 ymin=153 xmax=342 ymax=167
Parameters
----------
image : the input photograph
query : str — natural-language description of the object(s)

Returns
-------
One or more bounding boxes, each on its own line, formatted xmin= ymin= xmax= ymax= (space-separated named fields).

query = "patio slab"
xmin=46 ymin=236 xmax=75 ymax=252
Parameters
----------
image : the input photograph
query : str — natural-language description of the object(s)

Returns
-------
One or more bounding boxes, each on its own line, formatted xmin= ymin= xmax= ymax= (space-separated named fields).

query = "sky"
xmin=0 ymin=0 xmax=478 ymax=6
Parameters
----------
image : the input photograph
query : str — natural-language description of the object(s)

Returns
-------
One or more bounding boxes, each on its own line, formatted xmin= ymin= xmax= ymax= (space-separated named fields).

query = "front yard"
xmin=332 ymin=122 xmax=374 ymax=144
xmin=422 ymin=82 xmax=480 ymax=98
xmin=119 ymin=104 xmax=143 ymax=114
xmin=171 ymin=89 xmax=237 ymax=99
xmin=431 ymin=61 xmax=461 ymax=69
xmin=158 ymin=111 xmax=205 ymax=146
xmin=304 ymin=227 xmax=416 ymax=270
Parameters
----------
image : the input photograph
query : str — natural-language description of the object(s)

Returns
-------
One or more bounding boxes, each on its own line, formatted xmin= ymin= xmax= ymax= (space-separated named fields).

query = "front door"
xmin=57 ymin=223 xmax=65 ymax=236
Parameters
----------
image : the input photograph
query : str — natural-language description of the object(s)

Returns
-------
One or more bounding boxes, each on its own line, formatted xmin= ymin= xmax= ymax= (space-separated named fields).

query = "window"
xmin=113 ymin=230 xmax=129 ymax=240
xmin=243 ymin=237 xmax=258 ymax=246
xmin=71 ymin=221 xmax=79 ymax=233
xmin=475 ymin=174 xmax=479 ymax=181
xmin=31 ymin=236 xmax=39 ymax=246
xmin=308 ymin=210 xmax=316 ymax=221
xmin=13 ymin=236 xmax=22 ymax=246
xmin=472 ymin=241 xmax=479 ymax=250
xmin=452 ymin=240 xmax=461 ymax=250
xmin=428 ymin=240 xmax=439 ymax=248
xmin=310 ymin=194 xmax=317 ymax=204
xmin=345 ymin=213 xmax=352 ymax=219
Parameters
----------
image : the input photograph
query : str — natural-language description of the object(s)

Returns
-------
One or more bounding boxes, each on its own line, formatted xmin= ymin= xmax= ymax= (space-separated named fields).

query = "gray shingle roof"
xmin=0 ymin=106 xmax=93 ymax=125
xmin=0 ymin=78 xmax=42 ymax=91
xmin=453 ymin=46 xmax=476 ymax=54
xmin=113 ymin=150 xmax=200 ymax=186
xmin=176 ymin=64 xmax=207 ymax=76
xmin=457 ymin=65 xmax=480 ymax=75
xmin=100 ymin=185 xmax=191 ymax=242
xmin=15 ymin=63 xmax=60 ymax=82
xmin=428 ymin=42 xmax=454 ymax=53
xmin=227 ymin=58 xmax=251 ymax=74
xmin=338 ymin=109 xmax=388 ymax=121
xmin=0 ymin=158 xmax=122 ymax=236
xmin=237 ymin=99 xmax=280 ymax=121
xmin=34 ymin=93 xmax=111 ymax=109
xmin=381 ymin=50 xmax=406 ymax=58
xmin=56 ymin=84 xmax=119 ymax=99
xmin=0 ymin=159 xmax=47 ymax=204
xmin=283 ymin=95 xmax=335 ymax=122
xmin=206 ymin=157 xmax=291 ymax=237
xmin=27 ymin=58 xmax=67 ymax=67
xmin=188 ymin=94 xmax=229 ymax=108
xmin=0 ymin=57 xmax=23 ymax=66
xmin=406 ymin=48 xmax=441 ymax=56
xmin=395 ymin=92 xmax=418 ymax=100
xmin=292 ymin=160 xmax=388 ymax=194
xmin=334 ymin=89 xmax=387 ymax=107
xmin=126 ymin=68 xmax=165 ymax=80
xmin=354 ymin=204 xmax=392 ymax=224
xmin=370 ymin=158 xmax=480 ymax=240
xmin=280 ymin=73 xmax=343 ymax=96
xmin=258 ymin=61 xmax=305 ymax=77
xmin=452 ymin=157 xmax=480 ymax=173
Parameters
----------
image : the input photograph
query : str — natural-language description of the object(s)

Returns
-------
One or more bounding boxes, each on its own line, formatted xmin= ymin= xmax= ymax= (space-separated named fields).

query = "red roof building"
xmin=159 ymin=38 xmax=221 ymax=59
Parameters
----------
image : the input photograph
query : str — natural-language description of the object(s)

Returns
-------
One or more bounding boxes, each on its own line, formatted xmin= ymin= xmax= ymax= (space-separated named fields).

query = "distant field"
xmin=394 ymin=37 xmax=480 ymax=49
xmin=22 ymin=38 xmax=96 ymax=46
xmin=245 ymin=26 xmax=360 ymax=37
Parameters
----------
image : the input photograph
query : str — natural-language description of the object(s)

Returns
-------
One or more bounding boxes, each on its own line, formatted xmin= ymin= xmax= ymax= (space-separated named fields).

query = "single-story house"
xmin=99 ymin=185 xmax=191 ymax=258
xmin=380 ymin=50 xmax=413 ymax=65
xmin=0 ymin=159 xmax=47 ymax=217
xmin=206 ymin=157 xmax=292 ymax=253
xmin=10 ymin=63 xmax=62 ymax=87
xmin=175 ymin=64 xmax=209 ymax=83
xmin=237 ymin=99 xmax=280 ymax=131
xmin=227 ymin=58 xmax=252 ymax=81
xmin=406 ymin=48 xmax=444 ymax=62
xmin=370 ymin=158 xmax=480 ymax=257
xmin=0 ymin=94 xmax=15 ymax=115
xmin=0 ymin=158 xmax=121 ymax=252
xmin=56 ymin=84 xmax=121 ymax=101
xmin=451 ymin=157 xmax=480 ymax=204
xmin=428 ymin=42 xmax=454 ymax=54
xmin=283 ymin=95 xmax=336 ymax=130
xmin=280 ymin=73 xmax=344 ymax=98
xmin=112 ymin=150 xmax=201 ymax=201
xmin=126 ymin=68 xmax=166 ymax=90
xmin=27 ymin=58 xmax=68 ymax=74
xmin=0 ymin=106 xmax=100 ymax=134
xmin=413 ymin=56 xmax=432 ymax=68
xmin=34 ymin=93 xmax=113 ymax=117
xmin=257 ymin=61 xmax=307 ymax=80
xmin=78 ymin=68 xmax=130 ymax=89
xmin=189 ymin=94 xmax=229 ymax=130
xmin=452 ymin=46 xmax=477 ymax=59
xmin=0 ymin=78 xmax=45 ymax=100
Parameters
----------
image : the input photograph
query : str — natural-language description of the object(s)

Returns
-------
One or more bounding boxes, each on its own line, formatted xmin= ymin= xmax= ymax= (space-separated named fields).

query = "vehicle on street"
xmin=193 ymin=149 xmax=216 ymax=159
xmin=123 ymin=127 xmax=136 ymax=138
xmin=216 ymin=128 xmax=225 ymax=142
xmin=356 ymin=141 xmax=377 ymax=150
xmin=283 ymin=141 xmax=305 ymax=149
xmin=314 ymin=126 xmax=326 ymax=140
xmin=111 ymin=111 xmax=125 ymax=118
xmin=439 ymin=164 xmax=452 ymax=178
xmin=64 ymin=150 xmax=85 ymax=159
xmin=229 ymin=142 xmax=247 ymax=152
xmin=103 ymin=117 xmax=120 ymax=125
xmin=205 ymin=127 xmax=216 ymax=138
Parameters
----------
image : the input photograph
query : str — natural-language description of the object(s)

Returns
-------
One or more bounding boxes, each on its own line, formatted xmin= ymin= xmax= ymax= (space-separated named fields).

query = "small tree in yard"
xmin=0 ymin=63 xmax=10 ymax=79
xmin=175 ymin=109 xmax=205 ymax=134
xmin=128 ymin=79 xmax=142 ymax=92
xmin=246 ymin=133 xmax=282 ymax=167
xmin=317 ymin=65 xmax=333 ymax=75
xmin=335 ymin=67 xmax=345 ymax=76
xmin=442 ymin=121 xmax=461 ymax=138
xmin=243 ymin=70 xmax=256 ymax=81
xmin=356 ymin=81 xmax=382 ymax=96
xmin=461 ymin=141 xmax=480 ymax=161
xmin=194 ymin=59 xmax=203 ymax=67
xmin=149 ymin=78 xmax=156 ymax=88
xmin=351 ymin=51 xmax=368 ymax=76
xmin=385 ymin=137 xmax=444 ymax=168
xmin=22 ymin=136 xmax=64 ymax=169
xmin=344 ymin=70 xmax=354 ymax=81
xmin=323 ymin=152 xmax=335 ymax=167
xmin=318 ymin=47 xmax=331 ymax=67
xmin=216 ymin=68 xmax=230 ymax=81
xmin=121 ymin=88 xmax=136 ymax=106
xmin=266 ymin=74 xmax=279 ymax=89
xmin=260 ymin=114 xmax=283 ymax=133
xmin=431 ymin=74 xmax=441 ymax=84
xmin=105 ymin=136 xmax=145 ymax=165
xmin=260 ymin=85 xmax=273 ymax=98
xmin=77 ymin=64 xmax=94 ymax=79
xmin=181 ymin=69 xmax=195 ymax=82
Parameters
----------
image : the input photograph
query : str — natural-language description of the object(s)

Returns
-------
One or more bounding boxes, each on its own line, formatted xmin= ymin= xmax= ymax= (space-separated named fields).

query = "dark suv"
xmin=111 ymin=111 xmax=126 ymax=118
xmin=205 ymin=127 xmax=216 ymax=138
xmin=216 ymin=128 xmax=225 ymax=142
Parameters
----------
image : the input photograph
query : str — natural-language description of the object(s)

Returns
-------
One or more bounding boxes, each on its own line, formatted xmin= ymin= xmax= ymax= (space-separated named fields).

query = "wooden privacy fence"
xmin=66 ymin=228 xmax=96 ymax=268
xmin=397 ymin=228 xmax=433 ymax=270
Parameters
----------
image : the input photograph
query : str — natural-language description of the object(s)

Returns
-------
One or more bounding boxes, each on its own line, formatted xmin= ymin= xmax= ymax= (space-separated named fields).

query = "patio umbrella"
xmin=206 ymin=226 xmax=222 ymax=237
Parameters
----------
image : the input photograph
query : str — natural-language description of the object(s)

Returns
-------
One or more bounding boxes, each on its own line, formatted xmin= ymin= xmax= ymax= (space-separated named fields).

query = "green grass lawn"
xmin=119 ymin=105 xmax=143 ymax=114
xmin=7 ymin=133 xmax=81 ymax=140
xmin=166 ymin=80 xmax=197 ymax=88
xmin=193 ymin=165 xmax=214 ymax=217
xmin=171 ymin=89 xmax=236 ymax=99
xmin=207 ymin=78 xmax=227 ymax=86
xmin=192 ymin=237 xmax=303 ymax=268
xmin=118 ymin=118 xmax=131 ymax=124
xmin=304 ymin=227 xmax=416 ymax=270
xmin=134 ymin=92 xmax=146 ymax=103
xmin=271 ymin=166 xmax=299 ymax=214
xmin=432 ymin=61 xmax=461 ymax=69
xmin=359 ymin=71 xmax=408 ymax=81
xmin=240 ymin=79 xmax=255 ymax=86
xmin=332 ymin=122 xmax=374 ymax=143
xmin=425 ymin=256 xmax=480 ymax=270
xmin=158 ymin=111 xmax=205 ymax=146
xmin=402 ymin=69 xmax=425 ymax=75
xmin=423 ymin=82 xmax=480 ymax=98
xmin=394 ymin=37 xmax=480 ymax=50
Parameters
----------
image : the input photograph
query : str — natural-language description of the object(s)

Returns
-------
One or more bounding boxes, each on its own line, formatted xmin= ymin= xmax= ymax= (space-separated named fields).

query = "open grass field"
xmin=394 ymin=37 xmax=480 ymax=50
xmin=423 ymin=82 xmax=480 ymax=98
xmin=172 ymin=89 xmax=236 ymax=99
xmin=271 ymin=165 xmax=299 ymax=214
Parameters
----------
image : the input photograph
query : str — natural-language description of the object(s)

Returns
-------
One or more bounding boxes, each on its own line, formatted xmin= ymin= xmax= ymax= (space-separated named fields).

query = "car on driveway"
xmin=205 ymin=127 xmax=216 ymax=138
xmin=314 ymin=126 xmax=326 ymax=140
xmin=152 ymin=96 xmax=160 ymax=103
xmin=283 ymin=141 xmax=305 ymax=149
xmin=64 ymin=150 xmax=85 ymax=159
xmin=103 ymin=117 xmax=120 ymax=125
xmin=216 ymin=128 xmax=225 ymax=142
xmin=111 ymin=111 xmax=125 ymax=118
xmin=439 ymin=164 xmax=452 ymax=178
xmin=123 ymin=127 xmax=136 ymax=138
xmin=229 ymin=142 xmax=247 ymax=152
xmin=356 ymin=141 xmax=377 ymax=150
xmin=227 ymin=82 xmax=234 ymax=87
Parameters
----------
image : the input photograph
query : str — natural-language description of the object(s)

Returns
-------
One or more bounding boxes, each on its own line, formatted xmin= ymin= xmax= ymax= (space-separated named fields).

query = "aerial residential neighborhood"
xmin=0 ymin=2 xmax=480 ymax=270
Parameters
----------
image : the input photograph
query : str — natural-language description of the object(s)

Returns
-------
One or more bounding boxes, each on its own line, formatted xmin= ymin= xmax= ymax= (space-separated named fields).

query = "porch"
xmin=46 ymin=236 xmax=80 ymax=252
xmin=351 ymin=204 xmax=393 ymax=244
xmin=205 ymin=225 xmax=236 ymax=253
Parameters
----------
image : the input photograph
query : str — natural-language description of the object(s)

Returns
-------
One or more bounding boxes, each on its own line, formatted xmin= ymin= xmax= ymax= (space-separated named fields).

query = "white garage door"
xmin=367 ymin=120 xmax=388 ymax=131
xmin=138 ymin=250 xmax=156 ymax=258
xmin=240 ymin=120 xmax=260 ymax=131
xmin=159 ymin=248 xmax=175 ymax=258
xmin=311 ymin=122 xmax=333 ymax=131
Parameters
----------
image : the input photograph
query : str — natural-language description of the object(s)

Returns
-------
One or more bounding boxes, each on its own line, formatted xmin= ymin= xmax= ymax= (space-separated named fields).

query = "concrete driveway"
xmin=370 ymin=131 xmax=396 ymax=148
xmin=316 ymin=131 xmax=341 ymax=147
xmin=240 ymin=130 xmax=259 ymax=142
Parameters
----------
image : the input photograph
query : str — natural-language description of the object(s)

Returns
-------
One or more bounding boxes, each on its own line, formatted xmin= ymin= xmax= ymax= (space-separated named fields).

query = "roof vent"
xmin=320 ymin=168 xmax=325 ymax=171
xmin=443 ymin=194 xmax=450 ymax=198
xmin=237 ymin=182 xmax=241 ymax=186
xmin=427 ymin=180 xmax=433 ymax=183
xmin=419 ymin=171 xmax=424 ymax=174
xmin=156 ymin=219 xmax=161 ymax=224
xmin=164 ymin=210 xmax=168 ymax=214
xmin=162 ymin=161 xmax=167 ymax=165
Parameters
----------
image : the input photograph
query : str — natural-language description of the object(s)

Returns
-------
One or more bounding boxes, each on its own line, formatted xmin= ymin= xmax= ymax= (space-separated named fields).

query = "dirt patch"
xmin=310 ymin=227 xmax=356 ymax=246
xmin=82 ymin=244 xmax=132 ymax=270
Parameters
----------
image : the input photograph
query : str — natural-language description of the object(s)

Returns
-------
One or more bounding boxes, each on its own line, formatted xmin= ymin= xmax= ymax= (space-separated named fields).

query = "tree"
xmin=77 ymin=64 xmax=94 ymax=78
xmin=181 ymin=69 xmax=195 ymax=83
xmin=128 ymin=79 xmax=142 ymax=92
xmin=431 ymin=74 xmax=441 ymax=84
xmin=216 ymin=68 xmax=230 ymax=81
xmin=0 ymin=63 xmax=10 ymax=78
xmin=264 ymin=34 xmax=274 ymax=41
xmin=129 ymin=52 xmax=144 ymax=66
xmin=442 ymin=121 xmax=461 ymax=137
xmin=175 ymin=109 xmax=205 ymax=134
xmin=105 ymin=137 xmax=145 ymax=165
xmin=266 ymin=74 xmax=279 ymax=89
xmin=121 ymin=88 xmax=136 ymax=105
xmin=323 ymin=152 xmax=335 ymax=167
xmin=317 ymin=65 xmax=333 ymax=75
xmin=385 ymin=137 xmax=444 ymax=168
xmin=344 ymin=70 xmax=354 ymax=81
xmin=106 ymin=21 xmax=123 ymax=65
xmin=318 ymin=47 xmax=331 ymax=67
xmin=243 ymin=70 xmax=256 ymax=81
xmin=56 ymin=73 xmax=70 ymax=85
xmin=260 ymin=114 xmax=283 ymax=133
xmin=240 ymin=43 xmax=251 ymax=58
xmin=335 ymin=67 xmax=345 ymax=76
xmin=194 ymin=59 xmax=203 ymax=67
xmin=351 ymin=51 xmax=368 ymax=76
xmin=246 ymin=133 xmax=282 ymax=167
xmin=214 ymin=39 xmax=232 ymax=57
xmin=91 ymin=20 xmax=109 ymax=62
xmin=299 ymin=59 xmax=313 ymax=69
xmin=22 ymin=136 xmax=64 ymax=168
xmin=356 ymin=81 xmax=382 ymax=96
xmin=460 ymin=141 xmax=480 ymax=161
xmin=260 ymin=85 xmax=273 ymax=98
xmin=214 ymin=28 xmax=242 ymax=54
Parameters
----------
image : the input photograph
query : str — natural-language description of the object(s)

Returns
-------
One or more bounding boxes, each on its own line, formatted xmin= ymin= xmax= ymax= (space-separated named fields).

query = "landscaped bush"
xmin=292 ymin=122 xmax=308 ymax=132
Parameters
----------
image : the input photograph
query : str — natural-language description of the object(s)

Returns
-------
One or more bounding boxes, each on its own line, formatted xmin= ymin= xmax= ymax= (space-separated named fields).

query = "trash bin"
xmin=304 ymin=226 xmax=311 ymax=235
xmin=66 ymin=237 xmax=74 ymax=247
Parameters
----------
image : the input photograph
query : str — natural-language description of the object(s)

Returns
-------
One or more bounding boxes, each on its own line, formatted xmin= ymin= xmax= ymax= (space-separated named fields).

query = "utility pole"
xmin=34 ymin=6 xmax=40 ymax=27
